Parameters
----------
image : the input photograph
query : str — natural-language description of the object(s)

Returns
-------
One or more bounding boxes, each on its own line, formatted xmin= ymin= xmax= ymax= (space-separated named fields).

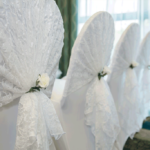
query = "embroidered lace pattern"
xmin=61 ymin=12 xmax=120 ymax=150
xmin=107 ymin=24 xmax=142 ymax=141
xmin=136 ymin=31 xmax=150 ymax=120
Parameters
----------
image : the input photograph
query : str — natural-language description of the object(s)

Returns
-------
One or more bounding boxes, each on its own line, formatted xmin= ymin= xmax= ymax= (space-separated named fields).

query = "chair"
xmin=107 ymin=23 xmax=142 ymax=150
xmin=0 ymin=0 xmax=64 ymax=150
xmin=52 ymin=11 xmax=120 ymax=150
xmin=136 ymin=31 xmax=150 ymax=120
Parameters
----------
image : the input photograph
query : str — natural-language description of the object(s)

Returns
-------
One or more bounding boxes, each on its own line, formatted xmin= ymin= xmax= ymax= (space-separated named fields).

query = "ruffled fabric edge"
xmin=15 ymin=92 xmax=65 ymax=150
xmin=84 ymin=78 xmax=120 ymax=150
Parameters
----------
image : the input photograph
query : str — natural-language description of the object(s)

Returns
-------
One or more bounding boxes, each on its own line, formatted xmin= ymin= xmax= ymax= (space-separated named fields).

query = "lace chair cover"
xmin=0 ymin=0 xmax=64 ymax=149
xmin=136 ymin=32 xmax=150 ymax=119
xmin=107 ymin=23 xmax=142 ymax=149
xmin=61 ymin=11 xmax=120 ymax=150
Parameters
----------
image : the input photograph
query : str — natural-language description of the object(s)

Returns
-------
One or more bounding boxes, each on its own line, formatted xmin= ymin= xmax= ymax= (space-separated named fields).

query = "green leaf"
xmin=129 ymin=64 xmax=134 ymax=69
xmin=36 ymin=80 xmax=40 ymax=86
xmin=102 ymin=73 xmax=107 ymax=77
xmin=26 ymin=86 xmax=41 ymax=93
xmin=98 ymin=73 xmax=101 ymax=80
xmin=32 ymin=87 xmax=40 ymax=91
xmin=98 ymin=72 xmax=107 ymax=80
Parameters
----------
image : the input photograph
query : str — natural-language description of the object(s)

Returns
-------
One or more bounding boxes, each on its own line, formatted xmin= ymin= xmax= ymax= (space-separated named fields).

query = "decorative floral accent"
xmin=98 ymin=66 xmax=111 ymax=80
xmin=130 ymin=61 xmax=139 ymax=69
xmin=27 ymin=73 xmax=50 ymax=93
xmin=37 ymin=73 xmax=50 ymax=88
xmin=103 ymin=66 xmax=111 ymax=75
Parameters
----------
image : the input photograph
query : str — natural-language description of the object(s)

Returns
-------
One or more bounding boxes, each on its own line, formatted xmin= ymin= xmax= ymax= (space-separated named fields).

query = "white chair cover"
xmin=136 ymin=31 xmax=150 ymax=119
xmin=60 ymin=11 xmax=120 ymax=150
xmin=107 ymin=23 xmax=142 ymax=150
xmin=0 ymin=0 xmax=64 ymax=150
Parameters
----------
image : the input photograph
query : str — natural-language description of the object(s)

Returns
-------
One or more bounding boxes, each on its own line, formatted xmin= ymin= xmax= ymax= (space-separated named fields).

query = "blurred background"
xmin=55 ymin=0 xmax=150 ymax=77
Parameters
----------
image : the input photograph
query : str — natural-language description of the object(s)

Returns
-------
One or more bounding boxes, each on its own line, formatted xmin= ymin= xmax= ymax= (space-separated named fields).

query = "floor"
xmin=124 ymin=117 xmax=150 ymax=150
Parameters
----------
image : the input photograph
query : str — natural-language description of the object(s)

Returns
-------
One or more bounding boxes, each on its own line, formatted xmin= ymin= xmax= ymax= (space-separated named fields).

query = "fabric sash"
xmin=15 ymin=92 xmax=64 ymax=150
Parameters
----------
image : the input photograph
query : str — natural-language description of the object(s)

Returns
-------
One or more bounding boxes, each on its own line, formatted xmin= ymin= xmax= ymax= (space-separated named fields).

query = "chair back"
xmin=0 ymin=0 xmax=64 ymax=149
xmin=107 ymin=23 xmax=141 ymax=149
xmin=60 ymin=11 xmax=120 ymax=150
xmin=136 ymin=32 xmax=150 ymax=118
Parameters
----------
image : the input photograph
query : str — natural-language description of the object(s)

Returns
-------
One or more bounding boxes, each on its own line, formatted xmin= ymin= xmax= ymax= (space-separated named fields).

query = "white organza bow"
xmin=0 ymin=0 xmax=64 ymax=149
xmin=61 ymin=12 xmax=120 ymax=150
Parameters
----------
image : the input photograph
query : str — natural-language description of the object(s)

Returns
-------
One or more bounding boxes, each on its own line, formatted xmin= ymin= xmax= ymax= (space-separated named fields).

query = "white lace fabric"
xmin=15 ymin=92 xmax=65 ymax=150
xmin=85 ymin=78 xmax=120 ymax=150
xmin=61 ymin=12 xmax=120 ymax=150
xmin=0 ymin=0 xmax=64 ymax=149
xmin=136 ymin=31 xmax=150 ymax=119
xmin=107 ymin=23 xmax=142 ymax=146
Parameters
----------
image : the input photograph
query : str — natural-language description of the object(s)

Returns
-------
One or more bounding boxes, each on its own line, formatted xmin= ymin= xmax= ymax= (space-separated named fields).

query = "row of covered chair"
xmin=0 ymin=0 xmax=149 ymax=149
xmin=51 ymin=12 xmax=150 ymax=150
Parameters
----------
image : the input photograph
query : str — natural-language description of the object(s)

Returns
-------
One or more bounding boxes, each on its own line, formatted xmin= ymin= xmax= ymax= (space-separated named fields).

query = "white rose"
xmin=103 ymin=66 xmax=111 ymax=74
xmin=38 ymin=73 xmax=50 ymax=88
xmin=131 ymin=61 xmax=139 ymax=67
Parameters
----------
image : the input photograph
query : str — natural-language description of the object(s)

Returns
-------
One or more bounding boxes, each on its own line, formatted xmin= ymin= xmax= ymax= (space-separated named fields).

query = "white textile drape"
xmin=61 ymin=12 xmax=120 ymax=150
xmin=0 ymin=0 xmax=65 ymax=149
xmin=136 ymin=32 xmax=150 ymax=119
xmin=107 ymin=23 xmax=142 ymax=150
